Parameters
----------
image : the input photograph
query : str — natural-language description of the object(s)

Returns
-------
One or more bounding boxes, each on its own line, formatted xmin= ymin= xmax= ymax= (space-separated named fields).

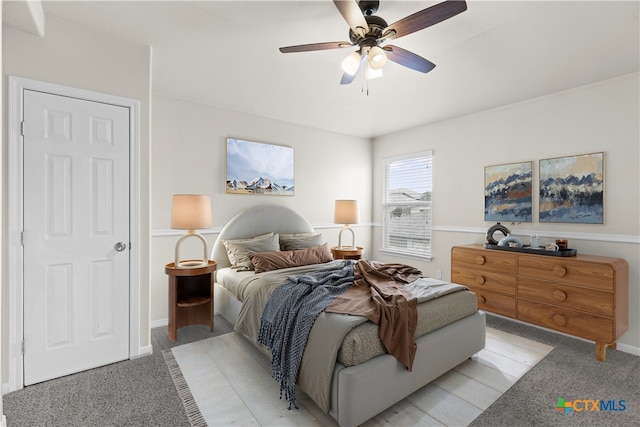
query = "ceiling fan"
xmin=279 ymin=0 xmax=468 ymax=84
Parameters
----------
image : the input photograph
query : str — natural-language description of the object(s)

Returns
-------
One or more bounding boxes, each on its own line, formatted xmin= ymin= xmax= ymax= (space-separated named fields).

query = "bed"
xmin=212 ymin=205 xmax=486 ymax=427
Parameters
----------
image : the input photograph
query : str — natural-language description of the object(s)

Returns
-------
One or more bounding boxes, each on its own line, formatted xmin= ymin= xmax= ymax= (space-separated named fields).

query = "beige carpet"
xmin=165 ymin=328 xmax=552 ymax=426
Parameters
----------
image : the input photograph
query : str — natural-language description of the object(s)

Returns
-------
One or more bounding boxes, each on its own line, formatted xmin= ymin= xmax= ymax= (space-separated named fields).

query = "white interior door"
xmin=22 ymin=89 xmax=131 ymax=385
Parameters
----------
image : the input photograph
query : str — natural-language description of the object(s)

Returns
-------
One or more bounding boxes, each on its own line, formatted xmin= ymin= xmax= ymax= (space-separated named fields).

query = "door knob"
xmin=114 ymin=242 xmax=127 ymax=252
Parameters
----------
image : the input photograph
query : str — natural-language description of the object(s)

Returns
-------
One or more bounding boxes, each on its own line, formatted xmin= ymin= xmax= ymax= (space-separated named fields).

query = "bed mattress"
xmin=338 ymin=289 xmax=477 ymax=366
xmin=216 ymin=264 xmax=477 ymax=367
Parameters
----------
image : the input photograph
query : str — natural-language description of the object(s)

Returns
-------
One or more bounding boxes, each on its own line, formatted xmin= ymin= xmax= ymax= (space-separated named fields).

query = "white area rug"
xmin=164 ymin=328 xmax=552 ymax=426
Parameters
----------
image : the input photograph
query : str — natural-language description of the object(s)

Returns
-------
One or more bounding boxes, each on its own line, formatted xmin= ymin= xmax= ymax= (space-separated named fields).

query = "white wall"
xmin=2 ymin=15 xmax=152 ymax=383
xmin=372 ymin=73 xmax=640 ymax=351
xmin=150 ymin=94 xmax=372 ymax=324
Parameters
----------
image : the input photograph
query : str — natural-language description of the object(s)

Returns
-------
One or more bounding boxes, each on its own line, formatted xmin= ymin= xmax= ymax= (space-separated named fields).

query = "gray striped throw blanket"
xmin=257 ymin=261 xmax=355 ymax=409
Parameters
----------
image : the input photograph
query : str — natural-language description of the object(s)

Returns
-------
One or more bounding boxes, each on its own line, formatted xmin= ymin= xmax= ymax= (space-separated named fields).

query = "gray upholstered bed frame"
xmin=212 ymin=204 xmax=486 ymax=427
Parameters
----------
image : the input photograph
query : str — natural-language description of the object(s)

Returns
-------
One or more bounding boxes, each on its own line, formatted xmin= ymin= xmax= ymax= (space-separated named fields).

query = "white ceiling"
xmin=8 ymin=0 xmax=640 ymax=138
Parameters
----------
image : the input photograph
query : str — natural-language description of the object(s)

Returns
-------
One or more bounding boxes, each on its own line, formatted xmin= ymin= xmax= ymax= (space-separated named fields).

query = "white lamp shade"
xmin=334 ymin=200 xmax=360 ymax=225
xmin=171 ymin=194 xmax=212 ymax=230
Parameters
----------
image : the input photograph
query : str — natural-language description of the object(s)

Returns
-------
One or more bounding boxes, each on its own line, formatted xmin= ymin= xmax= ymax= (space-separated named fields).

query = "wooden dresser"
xmin=451 ymin=244 xmax=628 ymax=361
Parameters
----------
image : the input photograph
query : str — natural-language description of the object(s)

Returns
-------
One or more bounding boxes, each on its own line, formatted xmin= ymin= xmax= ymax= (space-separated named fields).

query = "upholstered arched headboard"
xmin=211 ymin=204 xmax=314 ymax=268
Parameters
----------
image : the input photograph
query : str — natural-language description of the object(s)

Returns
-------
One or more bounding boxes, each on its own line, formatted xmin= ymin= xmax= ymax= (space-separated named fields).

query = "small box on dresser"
xmin=451 ymin=244 xmax=628 ymax=362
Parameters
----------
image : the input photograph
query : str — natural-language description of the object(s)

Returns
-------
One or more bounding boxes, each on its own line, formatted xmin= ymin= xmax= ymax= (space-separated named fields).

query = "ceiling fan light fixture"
xmin=368 ymin=45 xmax=387 ymax=70
xmin=341 ymin=51 xmax=362 ymax=75
xmin=279 ymin=0 xmax=468 ymax=86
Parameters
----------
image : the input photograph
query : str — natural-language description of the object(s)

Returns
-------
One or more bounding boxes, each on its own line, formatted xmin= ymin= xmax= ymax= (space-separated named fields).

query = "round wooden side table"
xmin=331 ymin=246 xmax=364 ymax=260
xmin=164 ymin=260 xmax=217 ymax=341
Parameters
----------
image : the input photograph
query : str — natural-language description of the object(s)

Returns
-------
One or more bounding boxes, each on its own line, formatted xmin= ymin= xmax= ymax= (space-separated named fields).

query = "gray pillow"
xmin=223 ymin=233 xmax=280 ymax=270
xmin=279 ymin=232 xmax=323 ymax=251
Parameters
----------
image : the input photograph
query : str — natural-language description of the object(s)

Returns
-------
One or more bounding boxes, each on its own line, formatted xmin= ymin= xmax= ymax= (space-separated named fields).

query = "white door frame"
xmin=6 ymin=76 xmax=142 ymax=392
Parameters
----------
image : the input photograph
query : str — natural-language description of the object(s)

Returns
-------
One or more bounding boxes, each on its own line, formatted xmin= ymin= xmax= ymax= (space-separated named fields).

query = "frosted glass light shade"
xmin=341 ymin=51 xmax=362 ymax=75
xmin=367 ymin=66 xmax=383 ymax=80
xmin=334 ymin=200 xmax=359 ymax=225
xmin=368 ymin=46 xmax=387 ymax=70
xmin=171 ymin=194 xmax=212 ymax=230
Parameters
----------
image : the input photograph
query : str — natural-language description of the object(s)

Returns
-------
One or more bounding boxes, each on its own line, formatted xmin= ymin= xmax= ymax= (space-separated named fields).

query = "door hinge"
xmin=21 ymin=340 xmax=25 ymax=354
xmin=20 ymin=121 xmax=25 ymax=136
xmin=21 ymin=231 xmax=25 ymax=246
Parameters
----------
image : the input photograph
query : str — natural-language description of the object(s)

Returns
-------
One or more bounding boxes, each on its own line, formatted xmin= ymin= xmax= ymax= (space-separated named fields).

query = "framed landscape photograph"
xmin=539 ymin=152 xmax=604 ymax=223
xmin=225 ymin=138 xmax=295 ymax=196
xmin=484 ymin=161 xmax=533 ymax=222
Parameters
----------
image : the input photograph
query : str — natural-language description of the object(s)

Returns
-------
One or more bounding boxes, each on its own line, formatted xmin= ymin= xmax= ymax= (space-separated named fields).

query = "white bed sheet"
xmin=216 ymin=267 xmax=255 ymax=301
xmin=216 ymin=260 xmax=346 ymax=302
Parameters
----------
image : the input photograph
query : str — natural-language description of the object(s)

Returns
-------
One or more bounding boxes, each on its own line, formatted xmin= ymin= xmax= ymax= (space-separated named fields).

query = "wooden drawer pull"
xmin=552 ymin=290 xmax=568 ymax=301
xmin=553 ymin=265 xmax=567 ymax=277
xmin=475 ymin=255 xmax=486 ymax=265
xmin=475 ymin=275 xmax=486 ymax=285
xmin=552 ymin=313 xmax=567 ymax=326
xmin=479 ymin=295 xmax=487 ymax=304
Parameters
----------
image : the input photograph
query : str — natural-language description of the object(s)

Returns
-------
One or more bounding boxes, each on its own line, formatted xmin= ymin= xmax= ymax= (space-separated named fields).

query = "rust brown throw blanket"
xmin=325 ymin=259 xmax=422 ymax=371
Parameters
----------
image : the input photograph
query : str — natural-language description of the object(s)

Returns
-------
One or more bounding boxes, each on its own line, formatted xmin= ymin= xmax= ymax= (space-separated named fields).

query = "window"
xmin=382 ymin=151 xmax=432 ymax=259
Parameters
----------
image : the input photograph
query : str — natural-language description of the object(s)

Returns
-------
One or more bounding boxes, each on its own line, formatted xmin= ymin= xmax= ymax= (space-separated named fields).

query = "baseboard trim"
xmin=135 ymin=345 xmax=154 ymax=358
xmin=151 ymin=318 xmax=168 ymax=329
xmin=617 ymin=342 xmax=640 ymax=357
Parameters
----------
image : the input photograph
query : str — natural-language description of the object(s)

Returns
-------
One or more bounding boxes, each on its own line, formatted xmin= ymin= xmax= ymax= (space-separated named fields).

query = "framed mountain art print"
xmin=225 ymin=137 xmax=294 ymax=196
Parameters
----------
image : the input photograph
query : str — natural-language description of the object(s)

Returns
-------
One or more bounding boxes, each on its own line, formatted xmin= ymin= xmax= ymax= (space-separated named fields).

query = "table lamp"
xmin=334 ymin=199 xmax=359 ymax=250
xmin=171 ymin=194 xmax=212 ymax=268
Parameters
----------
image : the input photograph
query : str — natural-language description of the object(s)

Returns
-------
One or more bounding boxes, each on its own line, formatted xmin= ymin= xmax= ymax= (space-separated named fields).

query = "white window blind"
xmin=382 ymin=150 xmax=433 ymax=259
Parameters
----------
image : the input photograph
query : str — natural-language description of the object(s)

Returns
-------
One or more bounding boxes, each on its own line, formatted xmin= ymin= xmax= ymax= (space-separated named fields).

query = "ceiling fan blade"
xmin=340 ymin=72 xmax=357 ymax=85
xmin=333 ymin=0 xmax=369 ymax=37
xmin=384 ymin=45 xmax=436 ymax=73
xmin=279 ymin=41 xmax=352 ymax=53
xmin=382 ymin=0 xmax=467 ymax=41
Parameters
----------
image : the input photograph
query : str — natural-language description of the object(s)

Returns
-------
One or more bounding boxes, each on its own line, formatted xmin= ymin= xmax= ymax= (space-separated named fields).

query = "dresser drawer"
xmin=518 ymin=277 xmax=613 ymax=317
xmin=451 ymin=247 xmax=516 ymax=274
xmin=518 ymin=256 xmax=614 ymax=291
xmin=518 ymin=300 xmax=614 ymax=344
xmin=452 ymin=266 xmax=516 ymax=296
xmin=473 ymin=289 xmax=515 ymax=318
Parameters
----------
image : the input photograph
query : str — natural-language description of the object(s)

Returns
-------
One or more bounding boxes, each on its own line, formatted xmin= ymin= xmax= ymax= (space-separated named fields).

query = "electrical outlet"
xmin=436 ymin=269 xmax=442 ymax=279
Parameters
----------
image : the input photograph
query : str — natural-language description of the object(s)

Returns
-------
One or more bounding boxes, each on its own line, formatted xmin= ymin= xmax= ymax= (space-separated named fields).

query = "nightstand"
xmin=165 ymin=260 xmax=217 ymax=341
xmin=331 ymin=246 xmax=364 ymax=260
